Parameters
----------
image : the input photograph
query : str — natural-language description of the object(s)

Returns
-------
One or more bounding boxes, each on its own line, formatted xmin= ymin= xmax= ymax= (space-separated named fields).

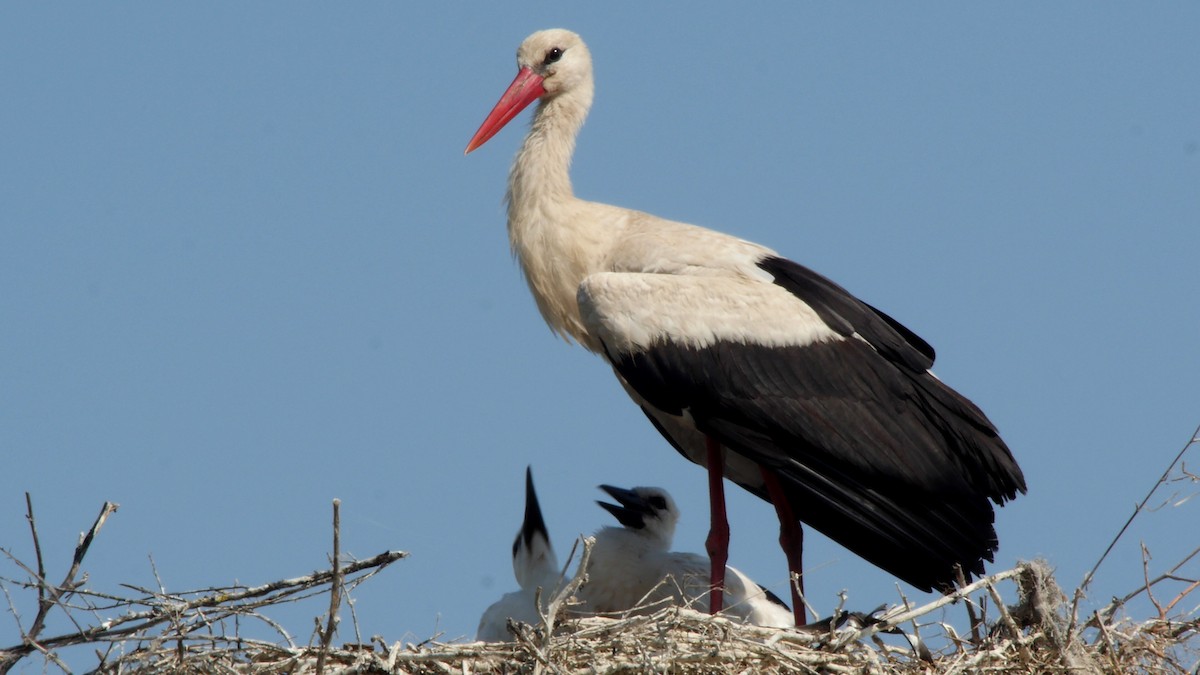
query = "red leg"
xmin=704 ymin=436 xmax=729 ymax=615
xmin=761 ymin=467 xmax=806 ymax=626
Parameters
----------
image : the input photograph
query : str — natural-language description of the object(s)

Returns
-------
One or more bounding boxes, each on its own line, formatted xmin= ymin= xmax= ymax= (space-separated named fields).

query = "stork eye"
xmin=648 ymin=496 xmax=667 ymax=511
xmin=543 ymin=47 xmax=563 ymax=65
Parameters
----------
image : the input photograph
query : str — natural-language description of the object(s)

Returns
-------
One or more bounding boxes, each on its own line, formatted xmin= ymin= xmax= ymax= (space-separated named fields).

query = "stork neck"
xmin=507 ymin=93 xmax=588 ymax=215
xmin=596 ymin=526 xmax=668 ymax=557
xmin=503 ymin=85 xmax=600 ymax=349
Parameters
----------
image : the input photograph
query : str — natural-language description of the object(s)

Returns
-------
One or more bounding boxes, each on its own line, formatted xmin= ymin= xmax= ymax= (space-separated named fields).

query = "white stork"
xmin=580 ymin=484 xmax=795 ymax=628
xmin=465 ymin=29 xmax=1026 ymax=626
xmin=476 ymin=467 xmax=561 ymax=642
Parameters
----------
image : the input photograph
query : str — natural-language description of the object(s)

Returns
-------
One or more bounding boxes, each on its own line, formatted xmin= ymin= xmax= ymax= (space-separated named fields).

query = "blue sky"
xmin=3 ymin=3 xmax=1198 ymax=668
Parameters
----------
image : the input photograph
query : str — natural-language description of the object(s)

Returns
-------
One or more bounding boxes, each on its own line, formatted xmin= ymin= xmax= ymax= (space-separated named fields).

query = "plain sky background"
xmin=3 ymin=3 xmax=1198 ymax=670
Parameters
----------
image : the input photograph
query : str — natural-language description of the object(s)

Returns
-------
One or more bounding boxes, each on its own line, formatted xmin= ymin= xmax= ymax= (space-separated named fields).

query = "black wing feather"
xmin=758 ymin=256 xmax=936 ymax=370
xmin=608 ymin=257 xmax=1025 ymax=592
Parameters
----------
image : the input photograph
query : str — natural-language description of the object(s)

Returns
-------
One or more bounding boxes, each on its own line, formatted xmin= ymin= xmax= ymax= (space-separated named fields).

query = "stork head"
xmin=513 ymin=466 xmax=557 ymax=589
xmin=597 ymin=485 xmax=679 ymax=547
xmin=465 ymin=29 xmax=593 ymax=154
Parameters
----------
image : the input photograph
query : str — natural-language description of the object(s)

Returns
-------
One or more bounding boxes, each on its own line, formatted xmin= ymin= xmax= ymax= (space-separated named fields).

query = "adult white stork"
xmin=476 ymin=467 xmax=561 ymax=642
xmin=465 ymin=29 xmax=1026 ymax=626
xmin=580 ymin=484 xmax=795 ymax=628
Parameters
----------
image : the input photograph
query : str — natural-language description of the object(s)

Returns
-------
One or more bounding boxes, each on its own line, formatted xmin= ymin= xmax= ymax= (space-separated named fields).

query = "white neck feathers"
xmin=504 ymin=82 xmax=608 ymax=348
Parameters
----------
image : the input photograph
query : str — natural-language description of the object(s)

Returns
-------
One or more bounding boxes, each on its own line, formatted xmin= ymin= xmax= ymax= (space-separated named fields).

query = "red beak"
xmin=464 ymin=66 xmax=546 ymax=154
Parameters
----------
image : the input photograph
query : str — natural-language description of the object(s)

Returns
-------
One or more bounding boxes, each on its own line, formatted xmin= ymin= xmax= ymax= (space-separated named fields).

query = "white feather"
xmin=577 ymin=487 xmax=794 ymax=628
xmin=476 ymin=474 xmax=562 ymax=642
xmin=579 ymin=272 xmax=841 ymax=354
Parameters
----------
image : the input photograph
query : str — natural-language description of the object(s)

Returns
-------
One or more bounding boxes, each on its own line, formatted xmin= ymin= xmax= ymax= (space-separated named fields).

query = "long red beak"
xmin=464 ymin=66 xmax=546 ymax=154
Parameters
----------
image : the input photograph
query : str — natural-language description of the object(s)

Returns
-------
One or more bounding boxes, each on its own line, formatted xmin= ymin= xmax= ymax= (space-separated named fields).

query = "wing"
xmin=757 ymin=255 xmax=936 ymax=371
xmin=578 ymin=263 xmax=1026 ymax=592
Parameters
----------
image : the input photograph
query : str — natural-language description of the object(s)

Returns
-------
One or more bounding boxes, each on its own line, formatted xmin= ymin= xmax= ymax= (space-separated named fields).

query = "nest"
xmin=3 ymin=495 xmax=1198 ymax=674
xmin=80 ymin=558 xmax=1198 ymax=674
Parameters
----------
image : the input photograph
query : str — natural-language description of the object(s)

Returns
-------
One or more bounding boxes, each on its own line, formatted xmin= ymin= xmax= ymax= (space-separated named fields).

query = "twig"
xmin=1142 ymin=543 xmax=1166 ymax=619
xmin=530 ymin=536 xmax=593 ymax=675
xmin=0 ymin=550 xmax=406 ymax=662
xmin=1091 ymin=610 xmax=1124 ymax=672
xmin=1094 ymin=545 xmax=1200 ymax=623
xmin=890 ymin=589 xmax=933 ymax=662
xmin=23 ymin=494 xmax=46 ymax=635
xmin=1163 ymin=579 xmax=1200 ymax=616
xmin=984 ymin=577 xmax=1032 ymax=665
xmin=315 ymin=498 xmax=342 ymax=675
xmin=22 ymin=501 xmax=118 ymax=653
xmin=1077 ymin=421 xmax=1200 ymax=602
xmin=954 ymin=565 xmax=982 ymax=645
xmin=1 ymin=500 xmax=118 ymax=675
xmin=21 ymin=637 xmax=69 ymax=674
xmin=837 ymin=566 xmax=1026 ymax=648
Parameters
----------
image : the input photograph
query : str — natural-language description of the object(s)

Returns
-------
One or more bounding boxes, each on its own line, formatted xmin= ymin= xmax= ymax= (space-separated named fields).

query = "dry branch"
xmin=1 ymin=497 xmax=120 ymax=674
xmin=1078 ymin=422 xmax=1200 ymax=599
xmin=3 ymin=549 xmax=406 ymax=655
xmin=314 ymin=498 xmax=342 ymax=675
